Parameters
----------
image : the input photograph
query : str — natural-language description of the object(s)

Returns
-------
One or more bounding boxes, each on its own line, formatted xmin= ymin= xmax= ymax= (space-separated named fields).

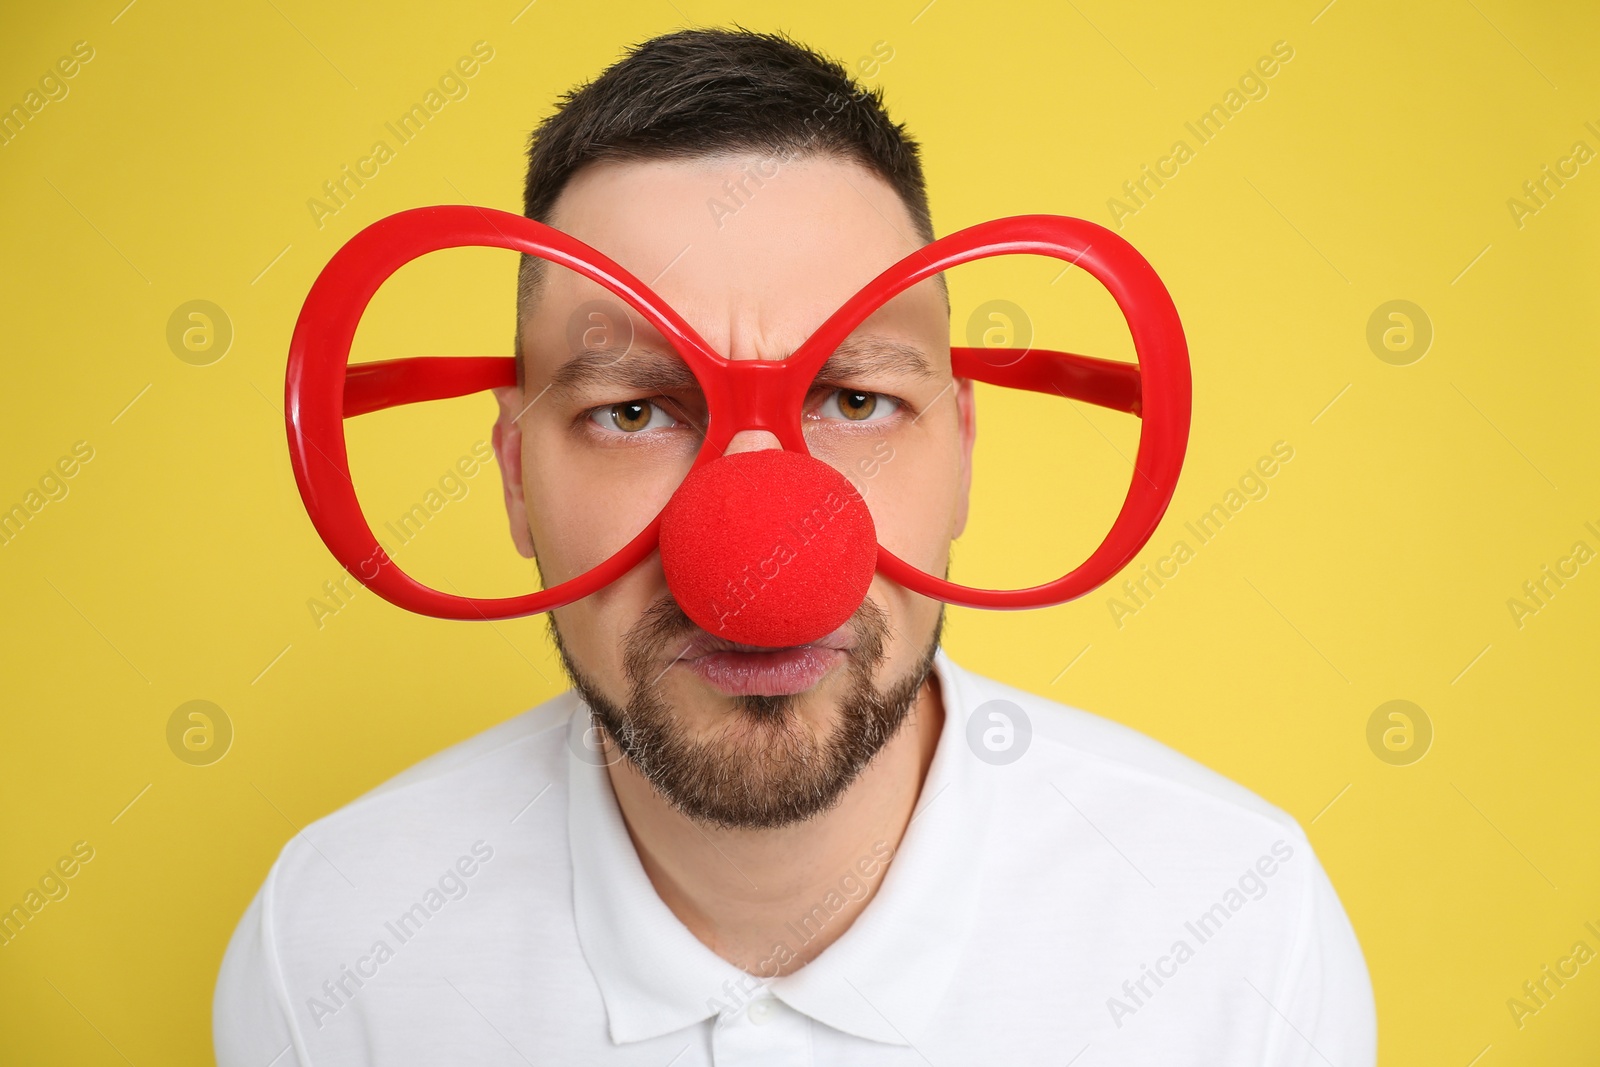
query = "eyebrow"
xmin=544 ymin=334 xmax=941 ymax=397
xmin=813 ymin=335 xmax=941 ymax=384
xmin=546 ymin=345 xmax=700 ymax=398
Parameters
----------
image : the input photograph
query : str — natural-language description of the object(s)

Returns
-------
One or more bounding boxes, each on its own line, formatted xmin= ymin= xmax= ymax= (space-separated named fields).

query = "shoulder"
xmin=266 ymin=689 xmax=582 ymax=902
xmin=240 ymin=683 xmax=582 ymax=884
xmin=345 ymin=687 xmax=584 ymax=808
xmin=215 ymin=690 xmax=587 ymax=1057
xmin=942 ymin=653 xmax=1302 ymax=842
xmin=290 ymin=687 xmax=581 ymax=854
xmin=939 ymin=654 xmax=1374 ymax=1062
xmin=941 ymin=652 xmax=1328 ymax=937
xmin=217 ymin=691 xmax=582 ymax=968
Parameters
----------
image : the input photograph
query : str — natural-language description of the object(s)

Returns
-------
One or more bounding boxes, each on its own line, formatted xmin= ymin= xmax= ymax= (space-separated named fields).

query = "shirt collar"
xmin=568 ymin=647 xmax=995 ymax=1046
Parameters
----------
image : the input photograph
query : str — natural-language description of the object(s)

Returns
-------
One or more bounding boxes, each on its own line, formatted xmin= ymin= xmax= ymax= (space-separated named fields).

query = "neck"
xmin=601 ymin=670 xmax=946 ymax=979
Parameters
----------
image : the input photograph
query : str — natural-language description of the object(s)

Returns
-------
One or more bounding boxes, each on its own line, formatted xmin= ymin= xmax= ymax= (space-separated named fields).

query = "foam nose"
xmin=659 ymin=449 xmax=877 ymax=648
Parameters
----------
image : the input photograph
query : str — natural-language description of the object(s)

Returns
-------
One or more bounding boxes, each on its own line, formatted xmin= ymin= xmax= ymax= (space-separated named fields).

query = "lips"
xmin=675 ymin=623 xmax=855 ymax=697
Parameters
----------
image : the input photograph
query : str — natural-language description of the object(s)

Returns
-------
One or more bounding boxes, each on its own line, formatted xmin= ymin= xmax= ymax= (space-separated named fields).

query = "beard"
xmin=549 ymin=596 xmax=943 ymax=831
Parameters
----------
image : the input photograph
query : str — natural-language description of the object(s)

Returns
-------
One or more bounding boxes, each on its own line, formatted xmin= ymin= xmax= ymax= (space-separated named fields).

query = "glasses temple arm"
xmin=950 ymin=346 xmax=1142 ymax=417
xmin=342 ymin=356 xmax=517 ymax=418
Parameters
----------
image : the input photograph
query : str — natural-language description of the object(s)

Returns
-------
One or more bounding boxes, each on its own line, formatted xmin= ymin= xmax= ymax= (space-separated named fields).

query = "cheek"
xmin=552 ymin=565 xmax=665 ymax=686
xmin=520 ymin=425 xmax=689 ymax=585
xmin=863 ymin=434 xmax=963 ymax=574
xmin=865 ymin=574 xmax=939 ymax=658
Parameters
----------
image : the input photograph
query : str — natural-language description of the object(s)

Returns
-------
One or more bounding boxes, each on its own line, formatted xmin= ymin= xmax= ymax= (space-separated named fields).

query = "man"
xmin=216 ymin=27 xmax=1376 ymax=1065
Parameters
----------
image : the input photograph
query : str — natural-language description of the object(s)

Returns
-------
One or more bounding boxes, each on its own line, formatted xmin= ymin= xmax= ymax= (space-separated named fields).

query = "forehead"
xmin=528 ymin=153 xmax=942 ymax=361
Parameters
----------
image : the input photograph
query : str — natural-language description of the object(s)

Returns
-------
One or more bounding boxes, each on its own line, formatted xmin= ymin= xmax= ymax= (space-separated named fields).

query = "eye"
xmin=818 ymin=389 xmax=900 ymax=423
xmin=590 ymin=400 xmax=679 ymax=433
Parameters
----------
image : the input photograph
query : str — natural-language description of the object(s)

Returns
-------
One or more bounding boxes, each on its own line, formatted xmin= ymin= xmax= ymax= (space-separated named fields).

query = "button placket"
xmin=711 ymin=994 xmax=811 ymax=1066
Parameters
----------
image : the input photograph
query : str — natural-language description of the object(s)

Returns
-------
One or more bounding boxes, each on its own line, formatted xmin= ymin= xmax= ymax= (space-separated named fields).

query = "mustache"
xmin=621 ymin=596 xmax=702 ymax=690
xmin=621 ymin=594 xmax=890 ymax=695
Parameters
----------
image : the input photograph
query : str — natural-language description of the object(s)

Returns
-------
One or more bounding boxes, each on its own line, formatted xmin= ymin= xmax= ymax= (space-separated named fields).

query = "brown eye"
xmin=592 ymin=400 xmax=676 ymax=433
xmin=813 ymin=389 xmax=900 ymax=423
xmin=836 ymin=391 xmax=877 ymax=421
xmin=612 ymin=401 xmax=652 ymax=431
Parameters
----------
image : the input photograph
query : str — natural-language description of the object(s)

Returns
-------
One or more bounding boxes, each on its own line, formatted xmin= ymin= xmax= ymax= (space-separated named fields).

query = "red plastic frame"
xmin=285 ymin=205 xmax=1190 ymax=620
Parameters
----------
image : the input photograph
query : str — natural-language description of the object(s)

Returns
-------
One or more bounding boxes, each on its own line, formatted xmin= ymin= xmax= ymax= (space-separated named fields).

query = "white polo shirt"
xmin=214 ymin=648 xmax=1376 ymax=1065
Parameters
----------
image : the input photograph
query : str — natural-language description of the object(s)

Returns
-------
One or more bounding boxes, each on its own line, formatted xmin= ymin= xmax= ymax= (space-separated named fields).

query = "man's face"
xmin=492 ymin=153 xmax=975 ymax=829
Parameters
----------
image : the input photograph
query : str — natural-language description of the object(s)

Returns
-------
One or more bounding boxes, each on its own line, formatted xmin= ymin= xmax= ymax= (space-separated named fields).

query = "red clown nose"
xmin=659 ymin=449 xmax=878 ymax=648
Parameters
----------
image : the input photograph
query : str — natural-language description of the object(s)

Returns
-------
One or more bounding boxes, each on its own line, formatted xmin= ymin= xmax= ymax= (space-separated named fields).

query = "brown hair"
xmin=514 ymin=26 xmax=941 ymax=383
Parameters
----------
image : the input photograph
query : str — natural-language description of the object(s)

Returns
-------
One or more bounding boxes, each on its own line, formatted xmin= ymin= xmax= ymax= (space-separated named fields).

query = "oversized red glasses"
xmin=285 ymin=205 xmax=1190 ymax=643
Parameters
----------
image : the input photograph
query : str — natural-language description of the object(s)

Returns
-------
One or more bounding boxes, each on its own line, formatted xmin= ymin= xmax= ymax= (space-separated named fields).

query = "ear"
xmin=951 ymin=377 xmax=976 ymax=540
xmin=491 ymin=386 xmax=538 ymax=559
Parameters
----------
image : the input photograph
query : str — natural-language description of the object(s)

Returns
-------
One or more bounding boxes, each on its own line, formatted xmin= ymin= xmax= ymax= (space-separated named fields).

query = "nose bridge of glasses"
xmin=701 ymin=356 xmax=810 ymax=452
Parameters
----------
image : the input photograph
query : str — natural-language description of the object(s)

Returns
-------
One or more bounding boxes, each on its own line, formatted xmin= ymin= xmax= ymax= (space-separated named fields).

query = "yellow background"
xmin=2 ymin=0 xmax=1597 ymax=1062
